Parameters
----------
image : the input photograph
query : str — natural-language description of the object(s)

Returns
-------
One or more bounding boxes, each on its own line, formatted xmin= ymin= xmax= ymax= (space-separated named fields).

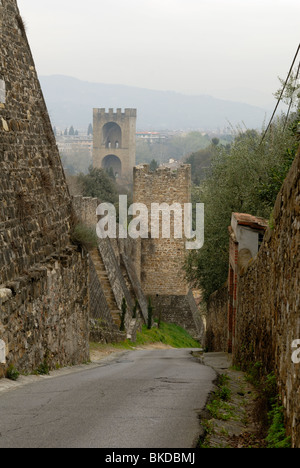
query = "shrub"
xmin=266 ymin=403 xmax=291 ymax=448
xmin=70 ymin=223 xmax=98 ymax=250
xmin=6 ymin=365 xmax=20 ymax=381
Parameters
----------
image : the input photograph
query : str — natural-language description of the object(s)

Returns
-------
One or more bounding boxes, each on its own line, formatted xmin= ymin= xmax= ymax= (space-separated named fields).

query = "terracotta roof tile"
xmin=233 ymin=212 xmax=268 ymax=230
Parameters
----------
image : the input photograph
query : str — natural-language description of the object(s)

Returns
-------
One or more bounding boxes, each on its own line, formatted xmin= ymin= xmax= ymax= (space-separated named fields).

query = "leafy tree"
xmin=185 ymin=144 xmax=217 ymax=185
xmin=77 ymin=166 xmax=118 ymax=204
xmin=185 ymin=111 xmax=299 ymax=302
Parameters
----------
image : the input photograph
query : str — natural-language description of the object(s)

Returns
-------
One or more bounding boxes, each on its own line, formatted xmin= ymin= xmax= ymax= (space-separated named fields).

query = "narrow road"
xmin=0 ymin=349 xmax=216 ymax=448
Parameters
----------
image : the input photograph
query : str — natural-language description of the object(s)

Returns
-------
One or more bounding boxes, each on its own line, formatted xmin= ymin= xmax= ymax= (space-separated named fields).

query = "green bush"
xmin=6 ymin=365 xmax=20 ymax=381
xmin=70 ymin=223 xmax=98 ymax=250
xmin=266 ymin=403 xmax=291 ymax=448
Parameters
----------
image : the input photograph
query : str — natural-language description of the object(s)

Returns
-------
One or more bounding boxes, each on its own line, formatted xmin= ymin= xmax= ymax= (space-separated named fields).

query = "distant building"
xmin=56 ymin=135 xmax=93 ymax=156
xmin=136 ymin=131 xmax=166 ymax=143
xmin=160 ymin=158 xmax=181 ymax=170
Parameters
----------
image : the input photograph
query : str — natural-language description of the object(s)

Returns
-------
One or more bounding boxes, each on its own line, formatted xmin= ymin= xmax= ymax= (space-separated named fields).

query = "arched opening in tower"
xmin=102 ymin=154 xmax=122 ymax=178
xmin=102 ymin=122 xmax=122 ymax=149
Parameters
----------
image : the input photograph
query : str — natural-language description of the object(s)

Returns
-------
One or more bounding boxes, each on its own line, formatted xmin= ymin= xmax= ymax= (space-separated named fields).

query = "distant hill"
xmin=39 ymin=75 xmax=269 ymax=131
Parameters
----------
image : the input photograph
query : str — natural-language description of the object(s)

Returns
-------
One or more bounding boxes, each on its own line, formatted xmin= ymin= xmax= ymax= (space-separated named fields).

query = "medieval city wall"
xmin=0 ymin=248 xmax=89 ymax=377
xmin=133 ymin=164 xmax=191 ymax=297
xmin=205 ymin=285 xmax=228 ymax=352
xmin=0 ymin=0 xmax=90 ymax=375
xmin=133 ymin=164 xmax=204 ymax=340
xmin=205 ymin=147 xmax=300 ymax=447
xmin=234 ymin=147 xmax=300 ymax=447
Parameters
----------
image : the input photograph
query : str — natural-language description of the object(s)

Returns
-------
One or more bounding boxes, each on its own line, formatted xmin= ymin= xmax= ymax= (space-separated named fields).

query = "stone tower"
xmin=133 ymin=164 xmax=204 ymax=340
xmin=93 ymin=108 xmax=137 ymax=182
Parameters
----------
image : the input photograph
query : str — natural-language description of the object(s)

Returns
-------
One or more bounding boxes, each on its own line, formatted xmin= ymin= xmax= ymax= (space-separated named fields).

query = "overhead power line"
xmin=284 ymin=60 xmax=300 ymax=130
xmin=260 ymin=43 xmax=300 ymax=145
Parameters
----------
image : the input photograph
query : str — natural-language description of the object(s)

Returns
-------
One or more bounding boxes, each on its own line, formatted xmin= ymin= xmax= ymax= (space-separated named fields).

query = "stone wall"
xmin=97 ymin=239 xmax=133 ymax=312
xmin=0 ymin=0 xmax=89 ymax=375
xmin=0 ymin=1 xmax=73 ymax=285
xmin=233 ymin=147 xmax=300 ymax=447
xmin=205 ymin=285 xmax=228 ymax=352
xmin=148 ymin=291 xmax=204 ymax=341
xmin=133 ymin=164 xmax=190 ymax=296
xmin=73 ymin=195 xmax=146 ymax=339
xmin=73 ymin=196 xmax=99 ymax=229
xmin=0 ymin=248 xmax=89 ymax=377
xmin=133 ymin=164 xmax=204 ymax=340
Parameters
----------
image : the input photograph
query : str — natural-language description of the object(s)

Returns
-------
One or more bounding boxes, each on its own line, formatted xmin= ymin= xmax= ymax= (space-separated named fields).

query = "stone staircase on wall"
xmin=89 ymin=249 xmax=121 ymax=328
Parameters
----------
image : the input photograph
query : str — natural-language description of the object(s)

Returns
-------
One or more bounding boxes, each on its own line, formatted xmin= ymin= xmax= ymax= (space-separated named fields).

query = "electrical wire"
xmin=260 ymin=43 xmax=300 ymax=145
xmin=283 ymin=60 xmax=300 ymax=130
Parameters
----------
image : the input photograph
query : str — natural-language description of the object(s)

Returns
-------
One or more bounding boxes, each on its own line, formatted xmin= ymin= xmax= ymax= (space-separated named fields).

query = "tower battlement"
xmin=94 ymin=108 xmax=137 ymax=119
xmin=93 ymin=108 xmax=137 ymax=182
xmin=134 ymin=163 xmax=191 ymax=179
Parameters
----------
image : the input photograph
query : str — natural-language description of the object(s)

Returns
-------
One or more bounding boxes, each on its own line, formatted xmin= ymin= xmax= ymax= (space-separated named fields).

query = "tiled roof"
xmin=233 ymin=212 xmax=268 ymax=230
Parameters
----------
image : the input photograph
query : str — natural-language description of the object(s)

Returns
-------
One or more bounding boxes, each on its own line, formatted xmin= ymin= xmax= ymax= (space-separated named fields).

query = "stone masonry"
xmin=133 ymin=164 xmax=204 ymax=340
xmin=234 ymin=146 xmax=300 ymax=448
xmin=73 ymin=195 xmax=147 ymax=342
xmin=205 ymin=146 xmax=300 ymax=447
xmin=93 ymin=108 xmax=137 ymax=183
xmin=0 ymin=0 xmax=90 ymax=376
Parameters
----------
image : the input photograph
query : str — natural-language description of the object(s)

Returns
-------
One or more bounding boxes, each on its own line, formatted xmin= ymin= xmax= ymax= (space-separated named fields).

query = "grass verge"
xmin=134 ymin=322 xmax=200 ymax=348
xmin=90 ymin=321 xmax=201 ymax=358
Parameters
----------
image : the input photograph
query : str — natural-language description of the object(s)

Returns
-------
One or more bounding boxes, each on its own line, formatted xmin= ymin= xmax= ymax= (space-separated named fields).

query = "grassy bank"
xmin=198 ymin=363 xmax=291 ymax=448
xmin=90 ymin=322 xmax=201 ymax=357
xmin=134 ymin=322 xmax=200 ymax=348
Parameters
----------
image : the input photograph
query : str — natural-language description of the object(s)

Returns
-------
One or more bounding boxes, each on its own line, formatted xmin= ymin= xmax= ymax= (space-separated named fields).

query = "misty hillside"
xmin=40 ymin=75 xmax=269 ymax=131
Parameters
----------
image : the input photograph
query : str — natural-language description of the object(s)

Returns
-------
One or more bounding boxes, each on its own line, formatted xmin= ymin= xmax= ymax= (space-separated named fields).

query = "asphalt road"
xmin=0 ymin=348 xmax=216 ymax=448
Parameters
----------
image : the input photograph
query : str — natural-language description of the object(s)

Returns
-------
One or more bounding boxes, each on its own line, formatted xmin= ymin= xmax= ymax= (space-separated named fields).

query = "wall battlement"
xmin=94 ymin=108 xmax=137 ymax=119
xmin=134 ymin=163 xmax=191 ymax=178
xmin=134 ymin=164 xmax=191 ymax=206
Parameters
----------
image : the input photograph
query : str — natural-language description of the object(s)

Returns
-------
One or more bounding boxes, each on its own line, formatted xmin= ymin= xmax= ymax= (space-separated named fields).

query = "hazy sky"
xmin=18 ymin=0 xmax=300 ymax=107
